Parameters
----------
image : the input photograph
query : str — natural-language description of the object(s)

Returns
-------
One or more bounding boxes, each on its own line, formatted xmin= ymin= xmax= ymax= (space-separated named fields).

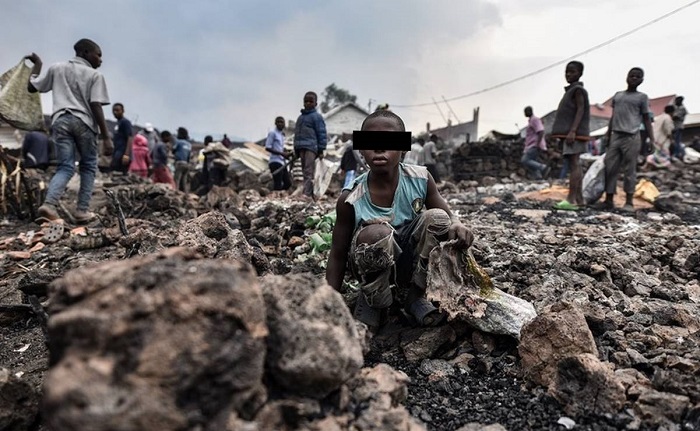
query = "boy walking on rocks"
xmin=597 ymin=67 xmax=654 ymax=212
xmin=26 ymin=39 xmax=111 ymax=223
xmin=326 ymin=110 xmax=473 ymax=330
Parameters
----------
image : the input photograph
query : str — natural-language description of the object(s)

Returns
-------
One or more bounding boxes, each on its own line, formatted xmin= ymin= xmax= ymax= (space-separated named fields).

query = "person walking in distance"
xmin=111 ymin=103 xmax=133 ymax=174
xmin=671 ymin=96 xmax=687 ymax=160
xmin=26 ymin=38 xmax=112 ymax=223
xmin=173 ymin=127 xmax=192 ymax=192
xmin=521 ymin=106 xmax=550 ymax=180
xmin=423 ymin=134 xmax=440 ymax=184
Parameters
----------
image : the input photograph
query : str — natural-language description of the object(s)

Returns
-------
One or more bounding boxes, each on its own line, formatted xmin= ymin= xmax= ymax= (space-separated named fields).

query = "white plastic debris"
xmin=427 ymin=241 xmax=537 ymax=339
xmin=557 ymin=416 xmax=576 ymax=429
xmin=14 ymin=343 xmax=30 ymax=353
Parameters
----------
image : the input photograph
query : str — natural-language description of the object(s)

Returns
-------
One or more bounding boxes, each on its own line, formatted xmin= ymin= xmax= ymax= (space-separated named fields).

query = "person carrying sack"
xmin=26 ymin=39 xmax=112 ymax=224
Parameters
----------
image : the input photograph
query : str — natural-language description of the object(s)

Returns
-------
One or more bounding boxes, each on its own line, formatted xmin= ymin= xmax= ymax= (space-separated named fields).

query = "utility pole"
xmin=431 ymin=97 xmax=448 ymax=124
xmin=368 ymin=99 xmax=376 ymax=113
xmin=441 ymin=96 xmax=461 ymax=124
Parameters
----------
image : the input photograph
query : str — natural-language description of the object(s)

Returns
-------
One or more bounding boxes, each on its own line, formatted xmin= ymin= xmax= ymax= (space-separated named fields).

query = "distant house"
xmin=427 ymin=107 xmax=479 ymax=146
xmin=681 ymin=113 xmax=700 ymax=143
xmin=322 ymin=102 xmax=370 ymax=137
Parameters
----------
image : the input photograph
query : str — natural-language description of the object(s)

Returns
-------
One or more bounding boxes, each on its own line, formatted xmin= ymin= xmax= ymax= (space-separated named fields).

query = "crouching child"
xmin=326 ymin=110 xmax=473 ymax=330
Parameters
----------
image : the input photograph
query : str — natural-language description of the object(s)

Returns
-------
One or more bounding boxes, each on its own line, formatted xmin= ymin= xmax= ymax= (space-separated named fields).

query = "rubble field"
xmin=0 ymin=164 xmax=698 ymax=431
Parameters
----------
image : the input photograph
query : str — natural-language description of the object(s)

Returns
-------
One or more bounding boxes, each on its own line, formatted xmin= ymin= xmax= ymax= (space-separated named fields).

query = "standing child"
xmin=151 ymin=130 xmax=176 ymax=189
xmin=551 ymin=61 xmax=590 ymax=210
xmin=597 ymin=67 xmax=654 ymax=212
xmin=326 ymin=110 xmax=473 ymax=329
xmin=26 ymin=39 xmax=112 ymax=223
xmin=293 ymin=91 xmax=327 ymax=199
xmin=128 ymin=133 xmax=151 ymax=178
xmin=265 ymin=116 xmax=292 ymax=191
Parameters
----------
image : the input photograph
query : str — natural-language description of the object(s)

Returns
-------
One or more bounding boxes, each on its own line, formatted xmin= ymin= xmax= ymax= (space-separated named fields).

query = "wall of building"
xmin=325 ymin=109 xmax=367 ymax=136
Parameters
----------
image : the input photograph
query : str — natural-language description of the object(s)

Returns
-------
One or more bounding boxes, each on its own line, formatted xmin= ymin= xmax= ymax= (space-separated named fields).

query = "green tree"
xmin=320 ymin=83 xmax=357 ymax=113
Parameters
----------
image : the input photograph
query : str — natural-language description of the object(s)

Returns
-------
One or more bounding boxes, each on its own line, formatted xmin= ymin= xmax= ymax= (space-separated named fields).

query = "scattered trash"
xmin=14 ymin=343 xmax=30 ymax=353
xmin=556 ymin=416 xmax=576 ymax=429
xmin=634 ymin=178 xmax=659 ymax=203
xmin=582 ymin=156 xmax=605 ymax=204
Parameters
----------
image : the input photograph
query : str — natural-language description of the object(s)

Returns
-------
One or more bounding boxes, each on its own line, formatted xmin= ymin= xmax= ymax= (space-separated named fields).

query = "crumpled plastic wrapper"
xmin=426 ymin=240 xmax=537 ymax=339
xmin=0 ymin=60 xmax=44 ymax=131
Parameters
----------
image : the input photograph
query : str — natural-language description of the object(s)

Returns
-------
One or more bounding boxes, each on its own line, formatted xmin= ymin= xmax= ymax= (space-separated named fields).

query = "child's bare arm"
xmin=326 ymin=190 xmax=355 ymax=291
xmin=643 ymin=114 xmax=655 ymax=147
xmin=24 ymin=53 xmax=42 ymax=93
xmin=567 ymin=89 xmax=585 ymax=143
xmin=424 ymin=173 xmax=473 ymax=248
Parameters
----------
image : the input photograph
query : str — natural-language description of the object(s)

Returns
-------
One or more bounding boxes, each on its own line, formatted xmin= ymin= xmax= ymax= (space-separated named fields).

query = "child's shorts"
xmin=348 ymin=208 xmax=450 ymax=308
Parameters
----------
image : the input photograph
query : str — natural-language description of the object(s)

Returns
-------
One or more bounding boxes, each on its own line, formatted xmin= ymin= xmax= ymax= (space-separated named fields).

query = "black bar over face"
xmin=352 ymin=131 xmax=412 ymax=151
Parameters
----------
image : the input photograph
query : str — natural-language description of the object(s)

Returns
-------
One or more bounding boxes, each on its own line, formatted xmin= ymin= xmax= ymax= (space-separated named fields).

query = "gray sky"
xmin=1 ymin=0 xmax=697 ymax=141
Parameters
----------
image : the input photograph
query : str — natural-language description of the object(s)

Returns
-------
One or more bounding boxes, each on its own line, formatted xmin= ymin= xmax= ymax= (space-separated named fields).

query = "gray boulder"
xmin=261 ymin=273 xmax=363 ymax=399
xmin=43 ymin=248 xmax=268 ymax=430
xmin=519 ymin=302 xmax=598 ymax=388
xmin=549 ymin=353 xmax=626 ymax=416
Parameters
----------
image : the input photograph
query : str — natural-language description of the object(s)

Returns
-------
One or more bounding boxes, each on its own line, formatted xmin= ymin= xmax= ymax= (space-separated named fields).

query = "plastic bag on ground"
xmin=684 ymin=147 xmax=700 ymax=165
xmin=314 ymin=158 xmax=338 ymax=198
xmin=634 ymin=178 xmax=659 ymax=203
xmin=0 ymin=60 xmax=44 ymax=131
xmin=582 ymin=156 xmax=605 ymax=204
xmin=426 ymin=241 xmax=537 ymax=339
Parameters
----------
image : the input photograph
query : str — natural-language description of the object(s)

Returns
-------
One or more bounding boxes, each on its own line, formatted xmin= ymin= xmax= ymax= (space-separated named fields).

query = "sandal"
xmin=353 ymin=293 xmax=383 ymax=328
xmin=552 ymin=200 xmax=580 ymax=211
xmin=406 ymin=298 xmax=447 ymax=327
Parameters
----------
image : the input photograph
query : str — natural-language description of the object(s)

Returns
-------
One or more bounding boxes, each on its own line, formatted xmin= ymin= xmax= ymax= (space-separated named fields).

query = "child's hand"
xmin=448 ymin=221 xmax=473 ymax=249
xmin=566 ymin=131 xmax=576 ymax=143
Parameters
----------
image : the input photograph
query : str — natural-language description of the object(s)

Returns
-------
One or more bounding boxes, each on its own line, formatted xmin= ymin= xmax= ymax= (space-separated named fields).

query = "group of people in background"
xmin=522 ymin=60 xmax=690 ymax=213
xmin=396 ymin=134 xmax=441 ymax=183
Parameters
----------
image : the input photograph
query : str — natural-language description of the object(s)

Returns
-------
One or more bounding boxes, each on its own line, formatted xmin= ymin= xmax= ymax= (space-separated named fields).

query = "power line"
xmin=392 ymin=0 xmax=699 ymax=108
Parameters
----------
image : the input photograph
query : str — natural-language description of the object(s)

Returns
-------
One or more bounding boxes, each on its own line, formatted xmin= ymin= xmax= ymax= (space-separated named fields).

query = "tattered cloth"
xmin=0 ymin=60 xmax=44 ymax=131
xmin=426 ymin=240 xmax=537 ymax=339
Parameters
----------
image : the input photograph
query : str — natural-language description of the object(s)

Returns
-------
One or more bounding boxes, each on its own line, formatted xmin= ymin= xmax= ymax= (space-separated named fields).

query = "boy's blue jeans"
xmin=45 ymin=113 xmax=98 ymax=212
xmin=521 ymin=147 xmax=546 ymax=179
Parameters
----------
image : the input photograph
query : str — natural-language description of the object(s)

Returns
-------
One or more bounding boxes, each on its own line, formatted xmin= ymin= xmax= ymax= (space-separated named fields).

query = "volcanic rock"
xmin=548 ymin=353 xmax=626 ymax=416
xmin=43 ymin=248 xmax=268 ymax=430
xmin=634 ymin=389 xmax=691 ymax=427
xmin=401 ymin=325 xmax=457 ymax=363
xmin=261 ymin=273 xmax=363 ymax=399
xmin=519 ymin=302 xmax=598 ymax=388
xmin=0 ymin=368 xmax=39 ymax=431
xmin=177 ymin=211 xmax=271 ymax=274
xmin=342 ymin=364 xmax=426 ymax=431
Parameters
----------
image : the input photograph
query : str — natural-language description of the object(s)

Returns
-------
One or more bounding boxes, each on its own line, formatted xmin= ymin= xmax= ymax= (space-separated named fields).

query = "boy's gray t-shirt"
xmin=610 ymin=90 xmax=649 ymax=135
xmin=30 ymin=56 xmax=110 ymax=133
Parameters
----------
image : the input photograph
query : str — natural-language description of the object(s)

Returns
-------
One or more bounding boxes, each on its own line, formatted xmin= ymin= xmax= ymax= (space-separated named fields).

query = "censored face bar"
xmin=352 ymin=131 xmax=412 ymax=151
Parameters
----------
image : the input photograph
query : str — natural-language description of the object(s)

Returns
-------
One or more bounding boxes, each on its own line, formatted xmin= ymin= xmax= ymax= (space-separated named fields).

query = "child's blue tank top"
xmin=343 ymin=163 xmax=428 ymax=229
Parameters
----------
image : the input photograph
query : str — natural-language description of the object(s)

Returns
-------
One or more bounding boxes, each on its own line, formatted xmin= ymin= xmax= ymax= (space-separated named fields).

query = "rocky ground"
xmin=0 ymin=164 xmax=698 ymax=431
